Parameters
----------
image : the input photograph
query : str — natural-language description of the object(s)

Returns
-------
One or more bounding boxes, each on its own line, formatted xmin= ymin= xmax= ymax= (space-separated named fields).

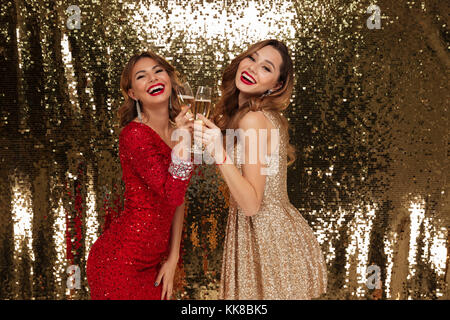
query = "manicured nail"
xmin=154 ymin=282 xmax=159 ymax=287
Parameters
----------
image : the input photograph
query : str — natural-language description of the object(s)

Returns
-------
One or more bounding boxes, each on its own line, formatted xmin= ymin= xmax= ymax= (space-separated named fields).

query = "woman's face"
xmin=128 ymin=57 xmax=172 ymax=107
xmin=235 ymin=45 xmax=283 ymax=97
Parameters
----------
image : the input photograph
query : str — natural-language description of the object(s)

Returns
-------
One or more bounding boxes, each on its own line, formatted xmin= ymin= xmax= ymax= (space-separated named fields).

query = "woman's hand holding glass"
xmin=194 ymin=114 xmax=227 ymax=164
xmin=173 ymin=104 xmax=194 ymax=161
xmin=177 ymin=82 xmax=195 ymax=119
xmin=178 ymin=84 xmax=213 ymax=156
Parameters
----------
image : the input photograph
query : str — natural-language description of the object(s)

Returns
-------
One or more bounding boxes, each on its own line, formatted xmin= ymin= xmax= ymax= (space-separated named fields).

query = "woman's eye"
xmin=137 ymin=75 xmax=144 ymax=79
xmin=248 ymin=55 xmax=255 ymax=61
xmin=156 ymin=69 xmax=164 ymax=73
xmin=263 ymin=66 xmax=271 ymax=72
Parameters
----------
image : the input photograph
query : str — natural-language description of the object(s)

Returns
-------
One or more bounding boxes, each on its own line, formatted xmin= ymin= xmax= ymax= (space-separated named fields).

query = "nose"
xmin=247 ymin=64 xmax=256 ymax=75
xmin=148 ymin=72 xmax=159 ymax=83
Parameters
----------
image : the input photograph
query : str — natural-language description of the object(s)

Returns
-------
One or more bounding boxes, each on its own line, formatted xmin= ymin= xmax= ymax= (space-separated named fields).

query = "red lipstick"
xmin=147 ymin=83 xmax=165 ymax=96
xmin=240 ymin=71 xmax=256 ymax=85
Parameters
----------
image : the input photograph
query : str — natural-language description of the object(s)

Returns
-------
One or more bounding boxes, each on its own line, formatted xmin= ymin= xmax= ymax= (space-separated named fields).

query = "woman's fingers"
xmin=184 ymin=109 xmax=194 ymax=121
xmin=176 ymin=120 xmax=193 ymax=133
xmin=155 ymin=270 xmax=163 ymax=287
xmin=160 ymin=275 xmax=168 ymax=300
xmin=193 ymin=123 xmax=208 ymax=136
xmin=193 ymin=132 xmax=210 ymax=145
xmin=193 ymin=126 xmax=203 ymax=135
xmin=167 ymin=284 xmax=173 ymax=300
xmin=175 ymin=105 xmax=194 ymax=128
xmin=186 ymin=122 xmax=194 ymax=129
xmin=161 ymin=285 xmax=167 ymax=300
xmin=179 ymin=104 xmax=191 ymax=116
xmin=196 ymin=114 xmax=217 ymax=129
xmin=161 ymin=281 xmax=174 ymax=300
xmin=193 ymin=129 xmax=207 ymax=137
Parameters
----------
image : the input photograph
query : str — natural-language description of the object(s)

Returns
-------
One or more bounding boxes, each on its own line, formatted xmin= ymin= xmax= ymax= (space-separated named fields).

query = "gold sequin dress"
xmin=219 ymin=110 xmax=328 ymax=300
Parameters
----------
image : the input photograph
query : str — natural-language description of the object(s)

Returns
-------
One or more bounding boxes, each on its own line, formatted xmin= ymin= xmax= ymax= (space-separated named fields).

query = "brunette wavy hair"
xmin=117 ymin=51 xmax=182 ymax=128
xmin=211 ymin=39 xmax=296 ymax=166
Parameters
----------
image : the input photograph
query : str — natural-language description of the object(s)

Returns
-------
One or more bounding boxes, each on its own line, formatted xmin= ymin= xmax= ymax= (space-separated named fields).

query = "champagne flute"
xmin=193 ymin=86 xmax=212 ymax=156
xmin=176 ymin=82 xmax=196 ymax=157
xmin=194 ymin=86 xmax=212 ymax=121
xmin=177 ymin=82 xmax=195 ymax=118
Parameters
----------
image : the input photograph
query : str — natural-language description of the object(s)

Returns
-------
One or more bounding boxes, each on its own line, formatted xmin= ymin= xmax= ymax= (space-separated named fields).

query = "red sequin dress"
xmin=86 ymin=121 xmax=192 ymax=300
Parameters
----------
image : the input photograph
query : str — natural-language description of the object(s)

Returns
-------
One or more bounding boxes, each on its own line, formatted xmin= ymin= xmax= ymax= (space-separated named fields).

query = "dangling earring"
xmin=261 ymin=89 xmax=273 ymax=98
xmin=136 ymin=99 xmax=143 ymax=123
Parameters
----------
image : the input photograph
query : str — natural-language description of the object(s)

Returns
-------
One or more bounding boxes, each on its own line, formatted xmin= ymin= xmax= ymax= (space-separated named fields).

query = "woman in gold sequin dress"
xmin=194 ymin=40 xmax=327 ymax=299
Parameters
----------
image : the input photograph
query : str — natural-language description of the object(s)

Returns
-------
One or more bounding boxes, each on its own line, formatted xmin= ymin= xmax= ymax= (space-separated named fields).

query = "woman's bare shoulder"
xmin=238 ymin=110 xmax=274 ymax=130
xmin=238 ymin=111 xmax=267 ymax=127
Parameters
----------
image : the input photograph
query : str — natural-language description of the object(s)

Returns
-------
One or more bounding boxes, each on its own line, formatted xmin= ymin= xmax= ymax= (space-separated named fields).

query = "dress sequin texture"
xmin=219 ymin=110 xmax=328 ymax=300
xmin=86 ymin=121 xmax=191 ymax=299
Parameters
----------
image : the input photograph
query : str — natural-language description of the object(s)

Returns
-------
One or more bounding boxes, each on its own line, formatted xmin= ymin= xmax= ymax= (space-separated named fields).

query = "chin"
xmin=158 ymin=91 xmax=172 ymax=102
xmin=144 ymin=95 xmax=168 ymax=106
xmin=236 ymin=86 xmax=258 ymax=98
xmin=235 ymin=80 xmax=251 ymax=95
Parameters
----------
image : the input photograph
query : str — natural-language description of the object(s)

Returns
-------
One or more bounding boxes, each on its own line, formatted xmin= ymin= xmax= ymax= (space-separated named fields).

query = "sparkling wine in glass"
xmin=177 ymin=82 xmax=195 ymax=117
xmin=192 ymin=86 xmax=212 ymax=156
xmin=194 ymin=86 xmax=212 ymax=121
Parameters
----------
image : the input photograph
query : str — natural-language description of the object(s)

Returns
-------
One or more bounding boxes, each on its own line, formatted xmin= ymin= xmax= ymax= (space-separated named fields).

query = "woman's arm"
xmin=155 ymin=199 xmax=185 ymax=300
xmin=119 ymin=126 xmax=192 ymax=207
xmin=218 ymin=161 xmax=264 ymax=217
xmin=168 ymin=200 xmax=185 ymax=262
xmin=198 ymin=111 xmax=273 ymax=216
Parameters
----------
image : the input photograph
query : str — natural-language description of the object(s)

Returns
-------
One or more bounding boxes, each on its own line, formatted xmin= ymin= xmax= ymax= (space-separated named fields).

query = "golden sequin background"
xmin=0 ymin=0 xmax=448 ymax=300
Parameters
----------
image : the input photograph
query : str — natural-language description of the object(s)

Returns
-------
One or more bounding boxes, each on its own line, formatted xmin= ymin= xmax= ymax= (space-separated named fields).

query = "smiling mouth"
xmin=147 ymin=83 xmax=165 ymax=96
xmin=240 ymin=71 xmax=256 ymax=85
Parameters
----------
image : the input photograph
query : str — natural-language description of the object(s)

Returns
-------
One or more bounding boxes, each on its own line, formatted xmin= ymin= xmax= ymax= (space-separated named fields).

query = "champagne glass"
xmin=176 ymin=82 xmax=196 ymax=157
xmin=177 ymin=82 xmax=195 ymax=118
xmin=194 ymin=86 xmax=212 ymax=120
xmin=193 ymin=86 xmax=212 ymax=156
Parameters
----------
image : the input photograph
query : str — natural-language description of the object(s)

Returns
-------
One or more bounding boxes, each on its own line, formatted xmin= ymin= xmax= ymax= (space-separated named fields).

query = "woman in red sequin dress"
xmin=86 ymin=51 xmax=194 ymax=300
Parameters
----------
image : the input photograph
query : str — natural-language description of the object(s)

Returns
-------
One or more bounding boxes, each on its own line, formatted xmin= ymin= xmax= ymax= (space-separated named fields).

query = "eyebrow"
xmin=135 ymin=64 xmax=161 ymax=77
xmin=254 ymin=52 xmax=276 ymax=69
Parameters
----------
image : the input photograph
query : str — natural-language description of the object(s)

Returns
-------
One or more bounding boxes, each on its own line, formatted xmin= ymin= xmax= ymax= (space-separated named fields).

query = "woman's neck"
xmin=238 ymin=92 xmax=251 ymax=108
xmin=141 ymin=103 xmax=172 ymax=135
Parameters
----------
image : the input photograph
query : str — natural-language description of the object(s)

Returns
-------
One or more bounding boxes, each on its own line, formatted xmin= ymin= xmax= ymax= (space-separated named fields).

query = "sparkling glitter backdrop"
xmin=0 ymin=0 xmax=449 ymax=300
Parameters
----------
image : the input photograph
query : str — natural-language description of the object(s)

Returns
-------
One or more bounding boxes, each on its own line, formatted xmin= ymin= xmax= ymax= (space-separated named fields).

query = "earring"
xmin=136 ymin=99 xmax=143 ymax=123
xmin=261 ymin=89 xmax=273 ymax=98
